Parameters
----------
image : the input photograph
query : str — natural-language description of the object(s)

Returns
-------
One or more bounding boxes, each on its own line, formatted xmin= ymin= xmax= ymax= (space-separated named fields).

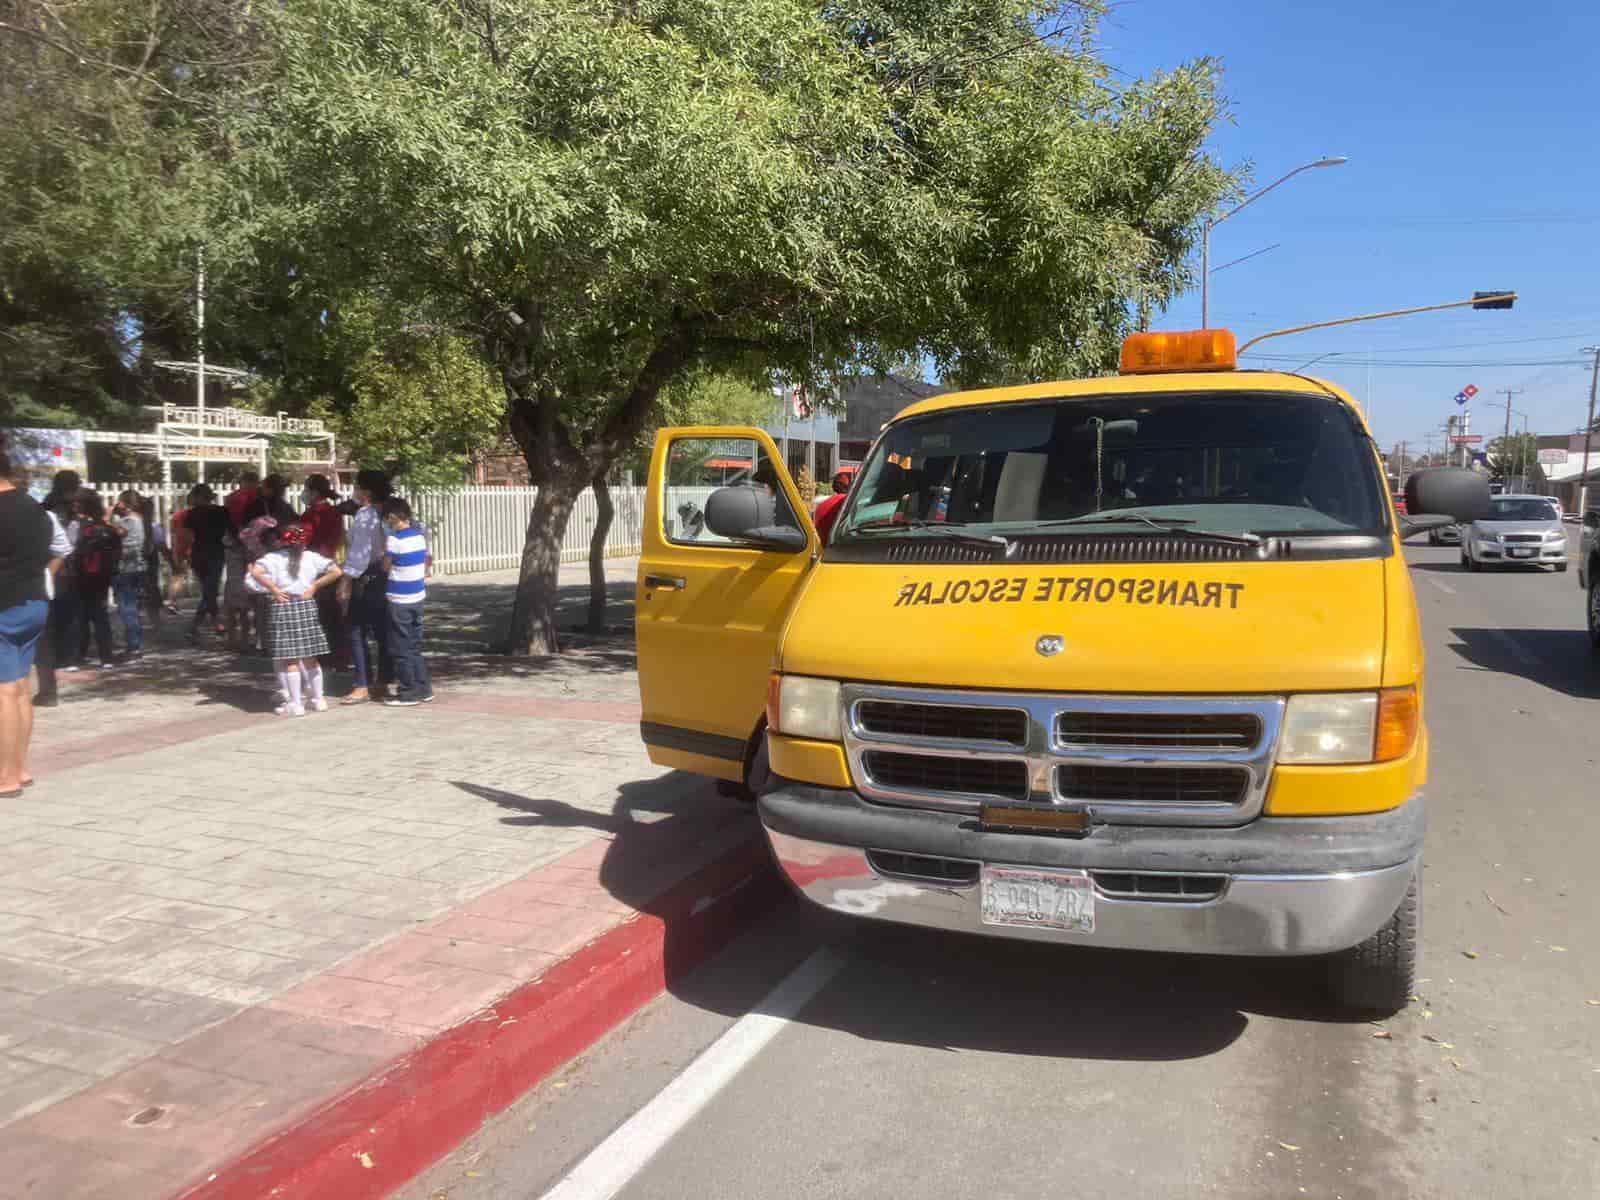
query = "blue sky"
xmin=1102 ymin=0 xmax=1600 ymax=459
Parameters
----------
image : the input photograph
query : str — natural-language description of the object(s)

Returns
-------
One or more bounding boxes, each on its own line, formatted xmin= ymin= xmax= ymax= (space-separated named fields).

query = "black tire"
xmin=1588 ymin=572 xmax=1600 ymax=652
xmin=1556 ymin=562 xmax=1568 ymax=573
xmin=1464 ymin=548 xmax=1478 ymax=572
xmin=1327 ymin=872 xmax=1419 ymax=1015
xmin=737 ymin=731 xmax=772 ymax=804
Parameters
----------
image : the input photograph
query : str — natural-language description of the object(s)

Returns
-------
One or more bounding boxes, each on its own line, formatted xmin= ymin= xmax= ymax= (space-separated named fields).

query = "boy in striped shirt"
xmin=379 ymin=497 xmax=433 ymax=706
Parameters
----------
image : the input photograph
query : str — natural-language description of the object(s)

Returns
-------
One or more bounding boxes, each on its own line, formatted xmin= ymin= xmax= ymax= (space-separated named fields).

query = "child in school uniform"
xmin=246 ymin=523 xmax=342 ymax=717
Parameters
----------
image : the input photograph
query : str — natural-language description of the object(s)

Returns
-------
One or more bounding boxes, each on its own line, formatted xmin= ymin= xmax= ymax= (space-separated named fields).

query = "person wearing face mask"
xmin=338 ymin=470 xmax=395 ymax=703
xmin=300 ymin=474 xmax=346 ymax=662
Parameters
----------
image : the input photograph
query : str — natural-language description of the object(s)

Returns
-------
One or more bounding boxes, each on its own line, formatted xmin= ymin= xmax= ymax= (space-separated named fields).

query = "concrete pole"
xmin=1581 ymin=348 xmax=1600 ymax=517
xmin=195 ymin=247 xmax=206 ymax=484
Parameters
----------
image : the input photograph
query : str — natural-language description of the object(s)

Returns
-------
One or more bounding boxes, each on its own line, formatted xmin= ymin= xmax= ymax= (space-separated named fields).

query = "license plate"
xmin=980 ymin=865 xmax=1094 ymax=933
xmin=1510 ymin=547 xmax=1534 ymax=558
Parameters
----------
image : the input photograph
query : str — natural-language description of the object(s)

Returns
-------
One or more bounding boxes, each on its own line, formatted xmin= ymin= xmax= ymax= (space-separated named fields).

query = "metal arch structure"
xmin=141 ymin=360 xmax=336 ymax=483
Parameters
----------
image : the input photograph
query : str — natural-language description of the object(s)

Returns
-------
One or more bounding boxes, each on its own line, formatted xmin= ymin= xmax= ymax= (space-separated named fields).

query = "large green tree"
xmin=241 ymin=0 xmax=1234 ymax=653
xmin=0 ymin=0 xmax=259 ymax=424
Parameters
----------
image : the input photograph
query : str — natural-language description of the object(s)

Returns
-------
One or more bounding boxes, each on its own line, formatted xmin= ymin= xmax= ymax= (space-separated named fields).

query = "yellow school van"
xmin=635 ymin=330 xmax=1488 ymax=1013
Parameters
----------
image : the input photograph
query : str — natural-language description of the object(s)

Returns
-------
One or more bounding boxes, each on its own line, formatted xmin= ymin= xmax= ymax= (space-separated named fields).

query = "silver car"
xmin=1461 ymin=494 xmax=1568 ymax=572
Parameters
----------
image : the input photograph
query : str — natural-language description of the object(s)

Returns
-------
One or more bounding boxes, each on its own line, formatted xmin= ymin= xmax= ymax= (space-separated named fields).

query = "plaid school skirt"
xmin=267 ymin=597 xmax=330 ymax=660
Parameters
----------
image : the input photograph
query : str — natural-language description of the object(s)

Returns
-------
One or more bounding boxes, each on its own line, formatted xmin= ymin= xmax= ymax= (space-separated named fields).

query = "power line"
xmin=1246 ymin=354 xmax=1588 ymax=369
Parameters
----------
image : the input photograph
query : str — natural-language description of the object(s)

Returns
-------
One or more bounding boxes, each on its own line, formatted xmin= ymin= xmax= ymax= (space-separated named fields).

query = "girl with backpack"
xmin=246 ymin=523 xmax=342 ymax=716
xmin=71 ymin=491 xmax=120 ymax=669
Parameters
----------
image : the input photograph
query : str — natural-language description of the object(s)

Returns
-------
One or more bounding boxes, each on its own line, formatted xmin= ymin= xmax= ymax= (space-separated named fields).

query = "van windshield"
xmin=832 ymin=390 xmax=1387 ymax=542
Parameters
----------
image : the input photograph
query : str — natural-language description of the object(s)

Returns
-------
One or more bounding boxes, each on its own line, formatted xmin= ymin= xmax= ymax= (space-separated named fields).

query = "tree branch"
xmin=591 ymin=322 xmax=699 ymax=470
xmin=0 ymin=17 xmax=191 ymax=104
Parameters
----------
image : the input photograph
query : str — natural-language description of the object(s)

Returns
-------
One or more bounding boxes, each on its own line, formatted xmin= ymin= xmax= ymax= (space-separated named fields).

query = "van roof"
xmin=892 ymin=370 xmax=1364 ymax=426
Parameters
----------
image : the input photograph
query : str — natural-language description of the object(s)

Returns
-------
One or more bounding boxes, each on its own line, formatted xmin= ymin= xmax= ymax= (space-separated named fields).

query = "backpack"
xmin=75 ymin=522 xmax=119 ymax=579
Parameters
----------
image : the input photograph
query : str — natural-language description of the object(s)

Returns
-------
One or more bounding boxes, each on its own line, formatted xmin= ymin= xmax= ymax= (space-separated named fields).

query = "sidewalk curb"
xmin=177 ymin=834 xmax=785 ymax=1200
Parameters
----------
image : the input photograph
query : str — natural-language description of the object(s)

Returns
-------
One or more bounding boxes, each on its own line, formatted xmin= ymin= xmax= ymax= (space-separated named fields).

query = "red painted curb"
xmin=177 ymin=835 xmax=785 ymax=1200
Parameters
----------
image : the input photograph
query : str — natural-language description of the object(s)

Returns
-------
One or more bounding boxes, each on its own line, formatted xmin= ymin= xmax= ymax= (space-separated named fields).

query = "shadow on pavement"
xmin=50 ymin=576 xmax=640 ymax=710
xmin=677 ymin=913 xmax=1381 ymax=1063
xmin=1445 ymin=626 xmax=1600 ymax=699
xmin=454 ymin=774 xmax=1357 ymax=1064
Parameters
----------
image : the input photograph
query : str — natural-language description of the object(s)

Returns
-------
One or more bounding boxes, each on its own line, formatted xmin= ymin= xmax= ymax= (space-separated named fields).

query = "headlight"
xmin=1279 ymin=688 xmax=1418 ymax=764
xmin=1280 ymin=694 xmax=1377 ymax=764
xmin=766 ymin=675 xmax=842 ymax=741
xmin=1545 ymin=530 xmax=1567 ymax=541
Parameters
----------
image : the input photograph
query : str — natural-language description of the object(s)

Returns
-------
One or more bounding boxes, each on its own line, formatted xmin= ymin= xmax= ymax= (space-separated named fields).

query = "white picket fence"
xmin=82 ymin=482 xmax=670 ymax=577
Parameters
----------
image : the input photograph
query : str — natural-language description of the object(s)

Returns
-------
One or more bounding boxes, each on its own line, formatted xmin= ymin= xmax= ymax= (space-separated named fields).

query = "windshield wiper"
xmin=841 ymin=519 xmax=1010 ymax=548
xmin=1029 ymin=512 xmax=1262 ymax=546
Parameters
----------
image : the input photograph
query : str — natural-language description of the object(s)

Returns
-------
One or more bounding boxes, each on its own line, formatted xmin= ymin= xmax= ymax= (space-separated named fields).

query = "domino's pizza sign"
xmin=1454 ymin=383 xmax=1479 ymax=406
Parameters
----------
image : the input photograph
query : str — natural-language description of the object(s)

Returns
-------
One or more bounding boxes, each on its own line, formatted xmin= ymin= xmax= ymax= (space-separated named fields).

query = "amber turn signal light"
xmin=765 ymin=672 xmax=783 ymax=734
xmin=1374 ymin=686 xmax=1420 ymax=762
xmin=1119 ymin=329 xmax=1238 ymax=375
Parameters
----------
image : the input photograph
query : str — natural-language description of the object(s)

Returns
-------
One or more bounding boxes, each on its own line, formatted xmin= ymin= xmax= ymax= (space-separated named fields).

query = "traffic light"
xmin=1471 ymin=291 xmax=1516 ymax=310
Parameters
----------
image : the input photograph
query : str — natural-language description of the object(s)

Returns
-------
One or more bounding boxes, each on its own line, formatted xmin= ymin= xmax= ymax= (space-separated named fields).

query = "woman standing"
xmin=71 ymin=492 xmax=119 ymax=669
xmin=164 ymin=494 xmax=192 ymax=615
xmin=300 ymin=474 xmax=346 ymax=663
xmin=111 ymin=490 xmax=146 ymax=658
xmin=33 ymin=471 xmax=81 ymax=703
xmin=246 ymin=523 xmax=342 ymax=716
xmin=184 ymin=485 xmax=230 ymax=643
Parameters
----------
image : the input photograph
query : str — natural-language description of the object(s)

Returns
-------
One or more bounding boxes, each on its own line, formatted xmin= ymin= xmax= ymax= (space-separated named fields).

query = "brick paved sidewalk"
xmin=0 ymin=558 xmax=761 ymax=1198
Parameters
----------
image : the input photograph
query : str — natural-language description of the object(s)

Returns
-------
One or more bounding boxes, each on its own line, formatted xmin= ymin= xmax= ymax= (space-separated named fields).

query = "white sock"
xmin=303 ymin=659 xmax=324 ymax=703
xmin=281 ymin=663 xmax=304 ymax=709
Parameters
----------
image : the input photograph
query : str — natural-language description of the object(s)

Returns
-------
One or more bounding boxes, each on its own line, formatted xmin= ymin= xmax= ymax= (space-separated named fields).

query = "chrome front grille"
xmin=1056 ymin=764 xmax=1251 ymax=806
xmin=861 ymin=751 xmax=1030 ymax=803
xmin=1055 ymin=710 xmax=1260 ymax=751
xmin=857 ymin=700 xmax=1028 ymax=747
xmin=844 ymin=687 xmax=1284 ymax=827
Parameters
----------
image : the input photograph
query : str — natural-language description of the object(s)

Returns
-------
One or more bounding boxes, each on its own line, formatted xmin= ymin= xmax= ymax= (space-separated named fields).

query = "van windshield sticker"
xmin=893 ymin=576 xmax=1246 ymax=610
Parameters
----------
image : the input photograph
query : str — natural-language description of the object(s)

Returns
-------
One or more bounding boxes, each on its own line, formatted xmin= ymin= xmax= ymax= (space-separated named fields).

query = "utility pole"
xmin=195 ymin=247 xmax=206 ymax=484
xmin=1581 ymin=347 xmax=1600 ymax=517
xmin=1497 ymin=387 xmax=1522 ymax=485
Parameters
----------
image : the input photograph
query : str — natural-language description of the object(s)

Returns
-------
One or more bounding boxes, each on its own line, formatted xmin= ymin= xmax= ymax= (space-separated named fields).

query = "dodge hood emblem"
xmin=1035 ymin=634 xmax=1065 ymax=657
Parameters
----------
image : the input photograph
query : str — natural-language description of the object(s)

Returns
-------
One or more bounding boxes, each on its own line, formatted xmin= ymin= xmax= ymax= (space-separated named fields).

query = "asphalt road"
xmin=404 ymin=537 xmax=1600 ymax=1200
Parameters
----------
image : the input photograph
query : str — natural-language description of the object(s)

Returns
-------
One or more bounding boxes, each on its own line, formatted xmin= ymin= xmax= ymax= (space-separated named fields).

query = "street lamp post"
xmin=1202 ymin=156 xmax=1348 ymax=328
xmin=1580 ymin=347 xmax=1600 ymax=517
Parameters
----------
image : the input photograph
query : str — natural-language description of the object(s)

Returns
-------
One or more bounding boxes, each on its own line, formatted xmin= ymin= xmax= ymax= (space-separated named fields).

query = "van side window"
xmin=662 ymin=436 xmax=800 ymax=544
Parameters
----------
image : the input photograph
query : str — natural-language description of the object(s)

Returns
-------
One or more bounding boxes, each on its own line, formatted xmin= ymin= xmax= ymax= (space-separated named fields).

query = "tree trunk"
xmin=504 ymin=475 xmax=584 ymax=655
xmin=586 ymin=474 xmax=614 ymax=635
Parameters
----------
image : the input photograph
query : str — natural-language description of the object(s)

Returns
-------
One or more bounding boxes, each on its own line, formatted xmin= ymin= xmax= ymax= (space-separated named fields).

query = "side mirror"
xmin=1404 ymin=468 xmax=1491 ymax=524
xmin=705 ymin=486 xmax=807 ymax=552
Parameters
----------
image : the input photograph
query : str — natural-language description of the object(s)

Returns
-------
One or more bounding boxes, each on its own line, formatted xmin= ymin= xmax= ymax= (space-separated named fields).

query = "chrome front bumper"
xmin=759 ymin=787 xmax=1424 ymax=957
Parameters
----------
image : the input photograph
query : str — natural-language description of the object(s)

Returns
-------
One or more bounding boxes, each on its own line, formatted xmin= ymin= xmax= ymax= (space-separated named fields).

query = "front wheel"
xmin=1464 ymin=547 xmax=1478 ymax=572
xmin=1556 ymin=562 xmax=1569 ymax=573
xmin=1327 ymin=872 xmax=1419 ymax=1015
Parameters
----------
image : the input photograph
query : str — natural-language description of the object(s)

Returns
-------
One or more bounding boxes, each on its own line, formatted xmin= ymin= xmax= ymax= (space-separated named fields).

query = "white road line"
xmin=1424 ymin=575 xmax=1457 ymax=595
xmin=540 ymin=948 xmax=845 ymax=1200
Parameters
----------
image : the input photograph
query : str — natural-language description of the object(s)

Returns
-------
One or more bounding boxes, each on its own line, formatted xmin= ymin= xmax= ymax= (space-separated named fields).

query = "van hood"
xmin=779 ymin=558 xmax=1387 ymax=694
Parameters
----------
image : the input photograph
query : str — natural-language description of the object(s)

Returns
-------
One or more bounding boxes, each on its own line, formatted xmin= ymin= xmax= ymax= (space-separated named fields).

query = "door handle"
xmin=644 ymin=574 xmax=686 ymax=591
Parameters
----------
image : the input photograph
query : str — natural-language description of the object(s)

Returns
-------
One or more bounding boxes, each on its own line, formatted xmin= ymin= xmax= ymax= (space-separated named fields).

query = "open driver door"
xmin=635 ymin=427 xmax=819 ymax=783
